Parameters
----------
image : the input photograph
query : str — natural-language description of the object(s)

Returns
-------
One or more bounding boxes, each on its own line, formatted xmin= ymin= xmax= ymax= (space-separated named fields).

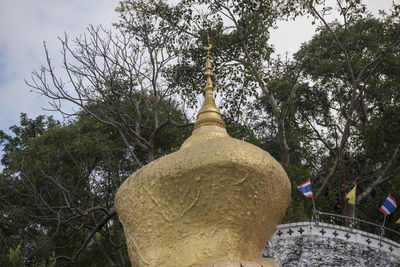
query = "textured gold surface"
xmin=180 ymin=131 xmax=229 ymax=149
xmin=194 ymin=117 xmax=226 ymax=129
xmin=114 ymin=42 xmax=291 ymax=267
xmin=115 ymin=137 xmax=291 ymax=266
xmin=195 ymin=258 xmax=279 ymax=267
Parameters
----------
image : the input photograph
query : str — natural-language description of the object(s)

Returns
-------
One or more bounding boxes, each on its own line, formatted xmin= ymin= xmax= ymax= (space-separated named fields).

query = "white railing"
xmin=315 ymin=211 xmax=400 ymax=238
xmin=270 ymin=221 xmax=400 ymax=256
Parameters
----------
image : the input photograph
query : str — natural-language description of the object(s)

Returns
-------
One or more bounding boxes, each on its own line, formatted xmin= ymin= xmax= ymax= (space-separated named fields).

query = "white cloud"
xmin=0 ymin=0 xmax=118 ymax=133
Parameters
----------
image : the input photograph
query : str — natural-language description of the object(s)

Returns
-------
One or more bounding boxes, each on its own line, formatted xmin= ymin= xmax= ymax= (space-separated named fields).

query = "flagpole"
xmin=379 ymin=194 xmax=397 ymax=236
xmin=312 ymin=196 xmax=316 ymax=211
xmin=297 ymin=178 xmax=315 ymax=221
xmin=353 ymin=185 xmax=357 ymax=219
xmin=311 ymin=196 xmax=317 ymax=222
xmin=345 ymin=185 xmax=356 ymax=225
xmin=348 ymin=203 xmax=355 ymax=227
xmin=381 ymin=215 xmax=386 ymax=237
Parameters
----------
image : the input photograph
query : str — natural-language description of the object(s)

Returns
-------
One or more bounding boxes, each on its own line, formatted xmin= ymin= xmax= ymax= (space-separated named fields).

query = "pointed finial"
xmin=203 ymin=35 xmax=212 ymax=57
xmin=193 ymin=36 xmax=225 ymax=130
xmin=180 ymin=35 xmax=229 ymax=149
xmin=203 ymin=35 xmax=213 ymax=86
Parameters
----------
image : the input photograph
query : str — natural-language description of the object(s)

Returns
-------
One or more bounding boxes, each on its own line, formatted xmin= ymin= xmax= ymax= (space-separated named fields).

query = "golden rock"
xmin=115 ymin=42 xmax=291 ymax=267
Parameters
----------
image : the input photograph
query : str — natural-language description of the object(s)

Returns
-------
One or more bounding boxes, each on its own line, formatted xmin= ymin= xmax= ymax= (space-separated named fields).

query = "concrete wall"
xmin=262 ymin=222 xmax=400 ymax=267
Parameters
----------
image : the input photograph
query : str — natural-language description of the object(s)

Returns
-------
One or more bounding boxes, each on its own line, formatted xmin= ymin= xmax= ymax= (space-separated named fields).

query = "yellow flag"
xmin=346 ymin=185 xmax=357 ymax=205
xmin=396 ymin=218 xmax=400 ymax=224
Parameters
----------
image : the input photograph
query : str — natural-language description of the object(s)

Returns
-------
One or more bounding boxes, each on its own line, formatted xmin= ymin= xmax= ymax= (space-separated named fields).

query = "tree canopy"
xmin=1 ymin=0 xmax=400 ymax=265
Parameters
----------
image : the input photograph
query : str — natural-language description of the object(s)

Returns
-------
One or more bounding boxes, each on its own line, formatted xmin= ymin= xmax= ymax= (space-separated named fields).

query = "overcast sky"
xmin=0 ymin=0 xmax=396 ymax=137
xmin=0 ymin=0 xmax=119 ymax=135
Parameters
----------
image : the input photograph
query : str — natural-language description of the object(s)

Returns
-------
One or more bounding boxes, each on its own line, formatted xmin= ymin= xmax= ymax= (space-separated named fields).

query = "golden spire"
xmin=194 ymin=36 xmax=226 ymax=130
xmin=180 ymin=36 xmax=228 ymax=149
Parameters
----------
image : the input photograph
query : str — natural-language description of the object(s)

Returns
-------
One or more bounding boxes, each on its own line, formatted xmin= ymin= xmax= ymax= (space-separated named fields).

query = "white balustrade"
xmin=270 ymin=222 xmax=400 ymax=256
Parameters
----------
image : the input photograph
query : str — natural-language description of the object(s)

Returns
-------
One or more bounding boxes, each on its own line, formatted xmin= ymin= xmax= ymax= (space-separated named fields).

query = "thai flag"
xmin=379 ymin=194 xmax=397 ymax=215
xmin=297 ymin=179 xmax=313 ymax=198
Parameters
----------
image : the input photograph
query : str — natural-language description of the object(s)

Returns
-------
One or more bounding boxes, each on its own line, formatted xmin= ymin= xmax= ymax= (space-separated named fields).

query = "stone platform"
xmin=262 ymin=222 xmax=400 ymax=266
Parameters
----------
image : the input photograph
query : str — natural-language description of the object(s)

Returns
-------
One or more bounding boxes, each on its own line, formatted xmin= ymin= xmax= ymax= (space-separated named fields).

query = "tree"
xmin=0 ymin=111 xmax=191 ymax=265
xmin=245 ymin=1 xmax=400 ymax=221
xmin=27 ymin=6 xmax=192 ymax=165
xmin=115 ymin=0 xmax=305 ymax=166
xmin=23 ymin=8 xmax=197 ymax=262
xmin=1 ymin=114 xmax=127 ymax=266
xmin=293 ymin=2 xmax=400 ymax=203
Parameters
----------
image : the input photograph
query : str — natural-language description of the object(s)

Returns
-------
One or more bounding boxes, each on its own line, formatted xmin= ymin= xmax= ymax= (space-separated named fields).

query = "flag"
xmin=396 ymin=218 xmax=400 ymax=224
xmin=346 ymin=185 xmax=357 ymax=205
xmin=379 ymin=194 xmax=397 ymax=215
xmin=297 ymin=179 xmax=313 ymax=198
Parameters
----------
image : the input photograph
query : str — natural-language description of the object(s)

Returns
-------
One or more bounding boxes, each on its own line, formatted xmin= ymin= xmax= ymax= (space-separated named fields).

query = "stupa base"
xmin=195 ymin=258 xmax=279 ymax=267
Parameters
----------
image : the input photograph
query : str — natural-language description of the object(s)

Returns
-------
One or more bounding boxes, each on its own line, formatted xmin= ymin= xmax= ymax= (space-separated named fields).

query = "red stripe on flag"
xmin=380 ymin=207 xmax=389 ymax=215
xmin=388 ymin=194 xmax=397 ymax=206
xmin=299 ymin=179 xmax=311 ymax=187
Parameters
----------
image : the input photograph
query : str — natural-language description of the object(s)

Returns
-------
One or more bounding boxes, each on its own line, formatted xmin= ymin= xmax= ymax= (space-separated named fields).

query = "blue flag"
xmin=379 ymin=194 xmax=397 ymax=215
xmin=297 ymin=179 xmax=313 ymax=198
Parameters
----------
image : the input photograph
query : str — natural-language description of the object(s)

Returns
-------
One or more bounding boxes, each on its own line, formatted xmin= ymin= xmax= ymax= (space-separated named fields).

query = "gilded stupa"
xmin=115 ymin=39 xmax=291 ymax=267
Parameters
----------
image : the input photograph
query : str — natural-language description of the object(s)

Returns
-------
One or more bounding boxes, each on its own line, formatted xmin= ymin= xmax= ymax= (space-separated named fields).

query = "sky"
xmin=0 ymin=0 xmax=119 ymax=135
xmin=0 ymin=0 xmax=397 ymax=137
